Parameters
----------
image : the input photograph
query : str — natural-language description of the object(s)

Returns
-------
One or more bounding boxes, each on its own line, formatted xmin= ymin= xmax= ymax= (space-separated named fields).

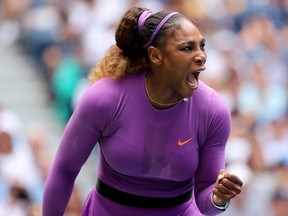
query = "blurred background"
xmin=0 ymin=0 xmax=288 ymax=215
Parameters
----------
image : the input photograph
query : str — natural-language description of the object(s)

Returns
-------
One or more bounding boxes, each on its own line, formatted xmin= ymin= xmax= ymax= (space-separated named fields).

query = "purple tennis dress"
xmin=43 ymin=71 xmax=231 ymax=216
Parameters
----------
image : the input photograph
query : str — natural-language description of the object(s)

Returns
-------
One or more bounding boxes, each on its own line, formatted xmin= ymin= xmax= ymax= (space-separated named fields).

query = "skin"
xmin=213 ymin=170 xmax=243 ymax=206
xmin=145 ymin=18 xmax=207 ymax=108
xmin=145 ymin=18 xmax=243 ymax=206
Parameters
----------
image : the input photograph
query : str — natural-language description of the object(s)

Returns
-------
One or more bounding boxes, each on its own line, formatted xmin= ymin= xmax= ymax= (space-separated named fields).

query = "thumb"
xmin=217 ymin=169 xmax=225 ymax=181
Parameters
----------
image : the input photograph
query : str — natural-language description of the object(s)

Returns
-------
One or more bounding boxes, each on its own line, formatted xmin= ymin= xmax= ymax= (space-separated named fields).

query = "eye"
xmin=200 ymin=43 xmax=206 ymax=51
xmin=181 ymin=46 xmax=192 ymax=52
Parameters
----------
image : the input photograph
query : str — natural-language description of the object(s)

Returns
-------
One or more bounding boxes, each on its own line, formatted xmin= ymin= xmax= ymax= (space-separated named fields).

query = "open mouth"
xmin=187 ymin=71 xmax=201 ymax=89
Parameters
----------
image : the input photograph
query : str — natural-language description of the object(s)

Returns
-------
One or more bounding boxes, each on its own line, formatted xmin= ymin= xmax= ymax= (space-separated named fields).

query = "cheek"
xmin=162 ymin=54 xmax=190 ymax=78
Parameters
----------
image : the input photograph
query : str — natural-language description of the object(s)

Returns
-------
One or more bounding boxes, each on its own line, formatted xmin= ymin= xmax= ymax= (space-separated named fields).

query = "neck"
xmin=144 ymin=78 xmax=188 ymax=108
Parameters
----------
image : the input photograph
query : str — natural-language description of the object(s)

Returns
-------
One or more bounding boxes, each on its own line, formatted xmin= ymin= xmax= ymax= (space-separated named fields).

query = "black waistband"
xmin=96 ymin=179 xmax=192 ymax=208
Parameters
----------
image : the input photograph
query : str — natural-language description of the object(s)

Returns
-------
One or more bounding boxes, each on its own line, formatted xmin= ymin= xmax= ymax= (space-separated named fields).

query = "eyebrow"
xmin=179 ymin=38 xmax=206 ymax=46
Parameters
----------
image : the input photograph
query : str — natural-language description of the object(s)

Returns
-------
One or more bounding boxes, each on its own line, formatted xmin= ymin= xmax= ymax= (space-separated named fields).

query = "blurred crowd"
xmin=0 ymin=0 xmax=288 ymax=215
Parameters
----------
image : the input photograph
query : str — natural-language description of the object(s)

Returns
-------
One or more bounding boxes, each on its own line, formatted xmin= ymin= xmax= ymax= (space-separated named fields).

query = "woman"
xmin=43 ymin=6 xmax=243 ymax=216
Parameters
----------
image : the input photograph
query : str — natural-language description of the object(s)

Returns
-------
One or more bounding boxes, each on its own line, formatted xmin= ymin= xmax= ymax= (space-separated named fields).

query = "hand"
xmin=212 ymin=169 xmax=243 ymax=206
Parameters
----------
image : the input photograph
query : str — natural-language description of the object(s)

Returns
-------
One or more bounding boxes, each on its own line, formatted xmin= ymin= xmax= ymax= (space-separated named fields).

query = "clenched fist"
xmin=212 ymin=169 xmax=243 ymax=206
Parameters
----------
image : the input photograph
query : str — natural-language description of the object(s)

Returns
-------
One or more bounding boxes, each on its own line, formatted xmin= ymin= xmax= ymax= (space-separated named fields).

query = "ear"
xmin=147 ymin=46 xmax=163 ymax=65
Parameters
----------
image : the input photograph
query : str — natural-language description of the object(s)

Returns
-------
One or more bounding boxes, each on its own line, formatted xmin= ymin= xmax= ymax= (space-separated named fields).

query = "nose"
xmin=194 ymin=52 xmax=207 ymax=66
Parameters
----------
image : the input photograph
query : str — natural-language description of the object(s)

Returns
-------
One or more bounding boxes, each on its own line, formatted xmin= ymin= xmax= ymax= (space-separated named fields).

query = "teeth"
xmin=188 ymin=81 xmax=198 ymax=88
xmin=187 ymin=74 xmax=198 ymax=90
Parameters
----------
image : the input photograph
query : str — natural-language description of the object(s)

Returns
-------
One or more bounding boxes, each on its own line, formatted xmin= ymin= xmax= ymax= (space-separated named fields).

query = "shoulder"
xmin=194 ymin=81 xmax=231 ymax=130
xmin=195 ymin=80 xmax=229 ymax=113
xmin=74 ymin=74 xmax=141 ymax=119
xmin=70 ymin=77 xmax=127 ymax=130
xmin=78 ymin=77 xmax=123 ymax=113
xmin=195 ymin=81 xmax=231 ymax=147
xmin=87 ymin=74 xmax=140 ymax=104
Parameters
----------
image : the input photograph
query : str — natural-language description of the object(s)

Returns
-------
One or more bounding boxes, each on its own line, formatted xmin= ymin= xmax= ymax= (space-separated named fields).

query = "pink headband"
xmin=138 ymin=11 xmax=178 ymax=49
xmin=138 ymin=10 xmax=153 ymax=34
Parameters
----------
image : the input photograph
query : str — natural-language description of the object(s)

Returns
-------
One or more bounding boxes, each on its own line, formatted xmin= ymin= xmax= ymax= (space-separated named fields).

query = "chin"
xmin=188 ymin=87 xmax=198 ymax=97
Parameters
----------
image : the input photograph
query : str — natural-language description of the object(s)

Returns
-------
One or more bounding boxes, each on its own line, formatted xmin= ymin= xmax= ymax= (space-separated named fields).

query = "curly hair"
xmin=88 ymin=6 xmax=184 ymax=82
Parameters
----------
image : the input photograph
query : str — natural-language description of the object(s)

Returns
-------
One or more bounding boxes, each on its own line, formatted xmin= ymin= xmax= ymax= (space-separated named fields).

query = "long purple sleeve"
xmin=193 ymin=89 xmax=231 ymax=215
xmin=42 ymin=79 xmax=111 ymax=215
xmin=43 ymin=72 xmax=231 ymax=216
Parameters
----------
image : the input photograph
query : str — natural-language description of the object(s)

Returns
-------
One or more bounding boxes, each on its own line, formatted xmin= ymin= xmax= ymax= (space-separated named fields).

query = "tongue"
xmin=187 ymin=73 xmax=197 ymax=85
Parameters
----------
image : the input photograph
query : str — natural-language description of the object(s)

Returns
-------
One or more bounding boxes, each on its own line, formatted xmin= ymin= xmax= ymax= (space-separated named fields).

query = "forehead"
xmin=165 ymin=19 xmax=203 ymax=46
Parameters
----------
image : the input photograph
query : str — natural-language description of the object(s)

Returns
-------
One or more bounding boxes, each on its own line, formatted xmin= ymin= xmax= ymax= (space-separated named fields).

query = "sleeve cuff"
xmin=211 ymin=193 xmax=230 ymax=211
